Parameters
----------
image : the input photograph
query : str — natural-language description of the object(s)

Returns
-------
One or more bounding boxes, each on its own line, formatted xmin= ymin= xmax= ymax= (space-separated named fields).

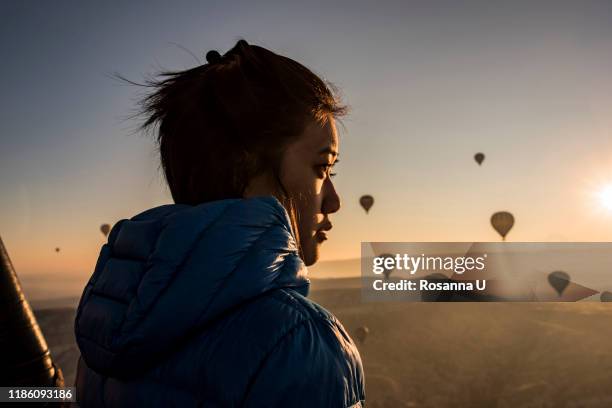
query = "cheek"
xmin=282 ymin=163 xmax=323 ymax=202
xmin=282 ymin=167 xmax=323 ymax=230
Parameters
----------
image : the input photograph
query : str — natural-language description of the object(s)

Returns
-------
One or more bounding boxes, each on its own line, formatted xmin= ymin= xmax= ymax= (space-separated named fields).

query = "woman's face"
xmin=244 ymin=117 xmax=341 ymax=266
xmin=280 ymin=118 xmax=341 ymax=266
xmin=280 ymin=117 xmax=340 ymax=266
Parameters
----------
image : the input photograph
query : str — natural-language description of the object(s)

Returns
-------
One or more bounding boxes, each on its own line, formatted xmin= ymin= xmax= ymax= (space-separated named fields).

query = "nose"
xmin=322 ymin=178 xmax=341 ymax=215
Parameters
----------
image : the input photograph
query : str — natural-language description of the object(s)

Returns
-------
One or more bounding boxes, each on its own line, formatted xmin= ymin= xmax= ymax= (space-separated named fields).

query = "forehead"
xmin=293 ymin=118 xmax=339 ymax=156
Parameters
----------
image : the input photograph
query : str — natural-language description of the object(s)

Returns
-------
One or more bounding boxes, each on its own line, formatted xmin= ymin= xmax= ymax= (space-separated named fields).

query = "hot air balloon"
xmin=354 ymin=326 xmax=369 ymax=344
xmin=600 ymin=291 xmax=612 ymax=302
xmin=474 ymin=153 xmax=485 ymax=166
xmin=359 ymin=195 xmax=374 ymax=214
xmin=379 ymin=253 xmax=395 ymax=280
xmin=100 ymin=223 xmax=111 ymax=238
xmin=490 ymin=211 xmax=514 ymax=241
xmin=55 ymin=247 xmax=60 ymax=253
xmin=548 ymin=271 xmax=570 ymax=296
xmin=1 ymin=236 xmax=65 ymax=387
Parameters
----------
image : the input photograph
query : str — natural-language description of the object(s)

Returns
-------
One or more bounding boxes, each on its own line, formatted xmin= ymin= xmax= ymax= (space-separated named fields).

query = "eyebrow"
xmin=317 ymin=147 xmax=339 ymax=157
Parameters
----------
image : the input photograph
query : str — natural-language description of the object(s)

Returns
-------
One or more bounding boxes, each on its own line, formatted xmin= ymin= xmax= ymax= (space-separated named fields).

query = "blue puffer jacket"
xmin=74 ymin=196 xmax=365 ymax=407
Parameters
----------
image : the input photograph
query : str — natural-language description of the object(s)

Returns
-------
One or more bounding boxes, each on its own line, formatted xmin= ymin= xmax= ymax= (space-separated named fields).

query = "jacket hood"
xmin=75 ymin=196 xmax=309 ymax=378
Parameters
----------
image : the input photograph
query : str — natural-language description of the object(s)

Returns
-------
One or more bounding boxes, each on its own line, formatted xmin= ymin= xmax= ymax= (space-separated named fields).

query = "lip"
xmin=315 ymin=220 xmax=332 ymax=243
xmin=315 ymin=230 xmax=328 ymax=242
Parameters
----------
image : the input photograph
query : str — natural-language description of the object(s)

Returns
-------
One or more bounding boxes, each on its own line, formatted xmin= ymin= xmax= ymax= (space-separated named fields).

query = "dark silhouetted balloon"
xmin=1 ymin=236 xmax=65 ymax=386
xmin=600 ymin=291 xmax=612 ymax=302
xmin=354 ymin=326 xmax=369 ymax=344
xmin=548 ymin=271 xmax=570 ymax=296
xmin=491 ymin=211 xmax=514 ymax=241
xmin=474 ymin=153 xmax=485 ymax=166
xmin=55 ymin=247 xmax=60 ymax=253
xmin=100 ymin=224 xmax=111 ymax=237
xmin=378 ymin=253 xmax=395 ymax=280
xmin=360 ymin=195 xmax=374 ymax=213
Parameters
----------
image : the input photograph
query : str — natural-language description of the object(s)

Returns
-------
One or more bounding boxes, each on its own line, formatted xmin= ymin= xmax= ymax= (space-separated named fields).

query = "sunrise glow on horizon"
xmin=3 ymin=1 xmax=612 ymax=285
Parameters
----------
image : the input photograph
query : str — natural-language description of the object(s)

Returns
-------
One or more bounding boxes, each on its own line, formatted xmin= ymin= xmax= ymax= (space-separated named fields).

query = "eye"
xmin=315 ymin=162 xmax=338 ymax=179
xmin=315 ymin=164 xmax=334 ymax=178
xmin=315 ymin=164 xmax=329 ymax=177
xmin=330 ymin=159 xmax=339 ymax=178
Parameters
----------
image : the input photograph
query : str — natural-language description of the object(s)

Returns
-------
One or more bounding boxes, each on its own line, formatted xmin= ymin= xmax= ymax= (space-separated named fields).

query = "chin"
xmin=302 ymin=242 xmax=320 ymax=266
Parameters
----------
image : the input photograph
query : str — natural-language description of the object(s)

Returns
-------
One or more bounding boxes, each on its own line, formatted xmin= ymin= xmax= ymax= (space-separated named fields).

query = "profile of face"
xmin=244 ymin=117 xmax=341 ymax=266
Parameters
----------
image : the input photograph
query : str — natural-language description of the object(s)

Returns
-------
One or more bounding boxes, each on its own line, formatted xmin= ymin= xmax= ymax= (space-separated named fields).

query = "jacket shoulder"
xmin=240 ymin=288 xmax=366 ymax=407
xmin=178 ymin=288 xmax=365 ymax=406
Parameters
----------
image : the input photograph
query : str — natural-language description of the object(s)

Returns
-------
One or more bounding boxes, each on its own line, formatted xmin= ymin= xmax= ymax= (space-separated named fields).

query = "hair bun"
xmin=205 ymin=50 xmax=222 ymax=64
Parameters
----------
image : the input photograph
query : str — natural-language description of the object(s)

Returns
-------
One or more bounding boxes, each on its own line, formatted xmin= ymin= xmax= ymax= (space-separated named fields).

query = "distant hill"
xmin=30 ymin=296 xmax=80 ymax=310
xmin=307 ymin=257 xmax=361 ymax=279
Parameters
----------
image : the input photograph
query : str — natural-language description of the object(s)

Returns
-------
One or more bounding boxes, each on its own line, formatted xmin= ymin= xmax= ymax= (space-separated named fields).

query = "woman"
xmin=74 ymin=39 xmax=365 ymax=407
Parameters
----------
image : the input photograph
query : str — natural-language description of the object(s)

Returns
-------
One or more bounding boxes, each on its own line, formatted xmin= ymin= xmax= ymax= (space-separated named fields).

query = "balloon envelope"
xmin=55 ymin=247 xmax=60 ymax=253
xmin=359 ymin=195 xmax=374 ymax=213
xmin=474 ymin=153 xmax=485 ymax=165
xmin=601 ymin=291 xmax=612 ymax=302
xmin=100 ymin=224 xmax=111 ymax=237
xmin=548 ymin=271 xmax=570 ymax=296
xmin=490 ymin=212 xmax=514 ymax=240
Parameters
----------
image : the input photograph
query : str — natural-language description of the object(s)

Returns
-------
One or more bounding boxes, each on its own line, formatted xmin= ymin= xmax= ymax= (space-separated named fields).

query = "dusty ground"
xmin=33 ymin=278 xmax=612 ymax=407
xmin=34 ymin=307 xmax=79 ymax=387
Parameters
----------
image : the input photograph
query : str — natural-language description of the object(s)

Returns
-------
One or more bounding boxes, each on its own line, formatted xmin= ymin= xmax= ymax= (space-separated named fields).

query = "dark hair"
xmin=122 ymin=39 xmax=346 ymax=254
xmin=134 ymin=39 xmax=346 ymax=206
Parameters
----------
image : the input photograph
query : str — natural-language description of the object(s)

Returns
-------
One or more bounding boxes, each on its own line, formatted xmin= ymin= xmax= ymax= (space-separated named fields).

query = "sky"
xmin=2 ymin=0 xmax=612 ymax=288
